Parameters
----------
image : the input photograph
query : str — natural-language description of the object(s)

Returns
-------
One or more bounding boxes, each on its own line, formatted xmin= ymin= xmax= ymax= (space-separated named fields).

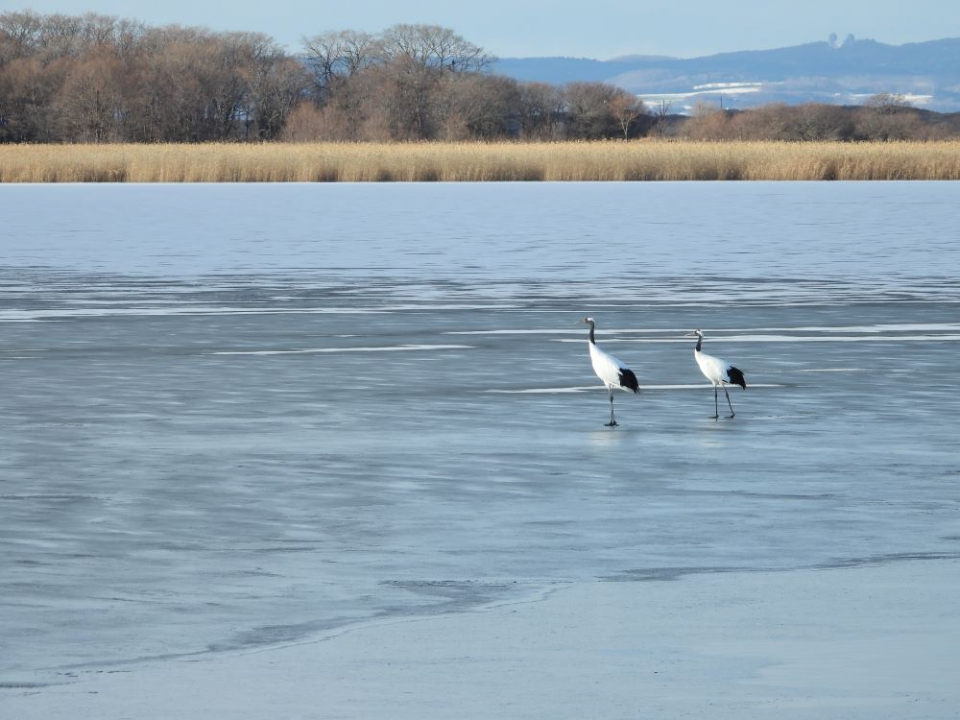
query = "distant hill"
xmin=493 ymin=37 xmax=960 ymax=112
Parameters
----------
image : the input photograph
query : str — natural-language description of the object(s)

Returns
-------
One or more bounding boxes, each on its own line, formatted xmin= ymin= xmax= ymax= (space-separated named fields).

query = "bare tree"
xmin=681 ymin=102 xmax=733 ymax=140
xmin=857 ymin=93 xmax=921 ymax=140
xmin=517 ymin=81 xmax=564 ymax=139
xmin=563 ymin=82 xmax=624 ymax=139
xmin=55 ymin=54 xmax=127 ymax=142
xmin=651 ymin=98 xmax=674 ymax=138
xmin=607 ymin=90 xmax=645 ymax=139
xmin=301 ymin=29 xmax=376 ymax=103
xmin=435 ymin=73 xmax=519 ymax=140
xmin=247 ymin=53 xmax=311 ymax=139
xmin=33 ymin=13 xmax=84 ymax=59
xmin=365 ymin=25 xmax=494 ymax=139
xmin=379 ymin=24 xmax=491 ymax=74
xmin=864 ymin=92 xmax=911 ymax=112
xmin=0 ymin=55 xmax=65 ymax=140
xmin=0 ymin=11 xmax=46 ymax=59
xmin=727 ymin=103 xmax=792 ymax=140
xmin=791 ymin=103 xmax=855 ymax=141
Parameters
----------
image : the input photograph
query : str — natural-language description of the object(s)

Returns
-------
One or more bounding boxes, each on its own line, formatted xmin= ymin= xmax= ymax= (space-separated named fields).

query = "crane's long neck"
xmin=587 ymin=322 xmax=595 ymax=344
xmin=695 ymin=335 xmax=702 ymax=352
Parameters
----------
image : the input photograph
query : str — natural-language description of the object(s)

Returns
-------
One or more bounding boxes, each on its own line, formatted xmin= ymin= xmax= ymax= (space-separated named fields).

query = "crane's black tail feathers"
xmin=619 ymin=368 xmax=640 ymax=393
xmin=728 ymin=367 xmax=746 ymax=389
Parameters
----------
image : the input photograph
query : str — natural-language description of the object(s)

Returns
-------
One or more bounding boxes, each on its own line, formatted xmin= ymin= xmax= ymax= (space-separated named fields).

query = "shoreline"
xmin=3 ymin=140 xmax=960 ymax=182
xmin=5 ymin=558 xmax=959 ymax=719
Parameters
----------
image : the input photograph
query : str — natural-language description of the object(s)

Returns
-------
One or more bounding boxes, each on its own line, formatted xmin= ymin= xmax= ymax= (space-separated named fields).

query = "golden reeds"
xmin=2 ymin=141 xmax=960 ymax=182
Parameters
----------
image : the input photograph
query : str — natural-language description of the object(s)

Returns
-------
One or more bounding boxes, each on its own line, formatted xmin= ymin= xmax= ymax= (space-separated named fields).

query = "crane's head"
xmin=580 ymin=317 xmax=595 ymax=327
xmin=685 ymin=329 xmax=704 ymax=338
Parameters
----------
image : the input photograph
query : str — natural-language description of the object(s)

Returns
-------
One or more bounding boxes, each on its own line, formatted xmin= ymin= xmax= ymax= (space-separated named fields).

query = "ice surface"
xmin=1 ymin=182 xmax=959 ymax=688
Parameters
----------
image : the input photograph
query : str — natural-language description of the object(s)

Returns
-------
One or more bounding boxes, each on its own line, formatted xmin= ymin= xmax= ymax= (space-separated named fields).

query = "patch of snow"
xmin=692 ymin=82 xmax=764 ymax=91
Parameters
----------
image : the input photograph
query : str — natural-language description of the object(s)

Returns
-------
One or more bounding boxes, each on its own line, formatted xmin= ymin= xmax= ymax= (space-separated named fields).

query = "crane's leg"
xmin=711 ymin=385 xmax=719 ymax=420
xmin=605 ymin=388 xmax=618 ymax=427
xmin=722 ymin=384 xmax=736 ymax=418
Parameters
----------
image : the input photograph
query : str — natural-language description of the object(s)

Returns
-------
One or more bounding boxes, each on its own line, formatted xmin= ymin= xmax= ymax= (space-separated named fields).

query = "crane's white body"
xmin=582 ymin=317 xmax=639 ymax=426
xmin=589 ymin=341 xmax=633 ymax=392
xmin=694 ymin=349 xmax=736 ymax=387
xmin=687 ymin=329 xmax=745 ymax=419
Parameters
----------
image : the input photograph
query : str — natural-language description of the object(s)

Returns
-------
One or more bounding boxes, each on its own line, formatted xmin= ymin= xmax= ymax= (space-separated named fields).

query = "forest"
xmin=2 ymin=11 xmax=959 ymax=144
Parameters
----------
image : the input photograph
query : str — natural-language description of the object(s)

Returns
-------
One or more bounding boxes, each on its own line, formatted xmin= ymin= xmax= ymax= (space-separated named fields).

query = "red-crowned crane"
xmin=686 ymin=329 xmax=746 ymax=419
xmin=582 ymin=317 xmax=639 ymax=426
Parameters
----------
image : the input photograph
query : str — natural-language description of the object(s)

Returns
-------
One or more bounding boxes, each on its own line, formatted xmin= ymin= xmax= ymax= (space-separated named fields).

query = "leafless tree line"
xmin=289 ymin=25 xmax=647 ymax=141
xmin=2 ymin=12 xmax=958 ymax=144
xmin=0 ymin=11 xmax=307 ymax=142
xmin=669 ymin=94 xmax=960 ymax=142
xmin=0 ymin=12 xmax=646 ymax=143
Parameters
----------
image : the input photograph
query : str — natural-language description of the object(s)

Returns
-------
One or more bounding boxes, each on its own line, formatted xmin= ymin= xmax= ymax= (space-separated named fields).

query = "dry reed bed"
xmin=2 ymin=141 xmax=960 ymax=182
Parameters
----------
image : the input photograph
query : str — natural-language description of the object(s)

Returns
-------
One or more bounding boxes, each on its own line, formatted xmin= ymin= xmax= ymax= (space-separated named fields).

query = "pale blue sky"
xmin=6 ymin=0 xmax=959 ymax=58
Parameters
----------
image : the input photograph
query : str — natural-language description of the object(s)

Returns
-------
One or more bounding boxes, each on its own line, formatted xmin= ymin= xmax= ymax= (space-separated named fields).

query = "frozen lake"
xmin=2 ymin=182 xmax=959 ymax=684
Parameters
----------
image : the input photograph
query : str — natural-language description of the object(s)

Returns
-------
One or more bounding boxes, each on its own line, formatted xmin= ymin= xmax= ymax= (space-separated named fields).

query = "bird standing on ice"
xmin=686 ymin=329 xmax=746 ymax=419
xmin=581 ymin=317 xmax=639 ymax=426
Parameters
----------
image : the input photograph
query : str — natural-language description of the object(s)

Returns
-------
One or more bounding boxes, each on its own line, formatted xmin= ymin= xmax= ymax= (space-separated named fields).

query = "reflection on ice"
xmin=554 ymin=333 xmax=960 ymax=343
xmin=485 ymin=384 xmax=782 ymax=393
